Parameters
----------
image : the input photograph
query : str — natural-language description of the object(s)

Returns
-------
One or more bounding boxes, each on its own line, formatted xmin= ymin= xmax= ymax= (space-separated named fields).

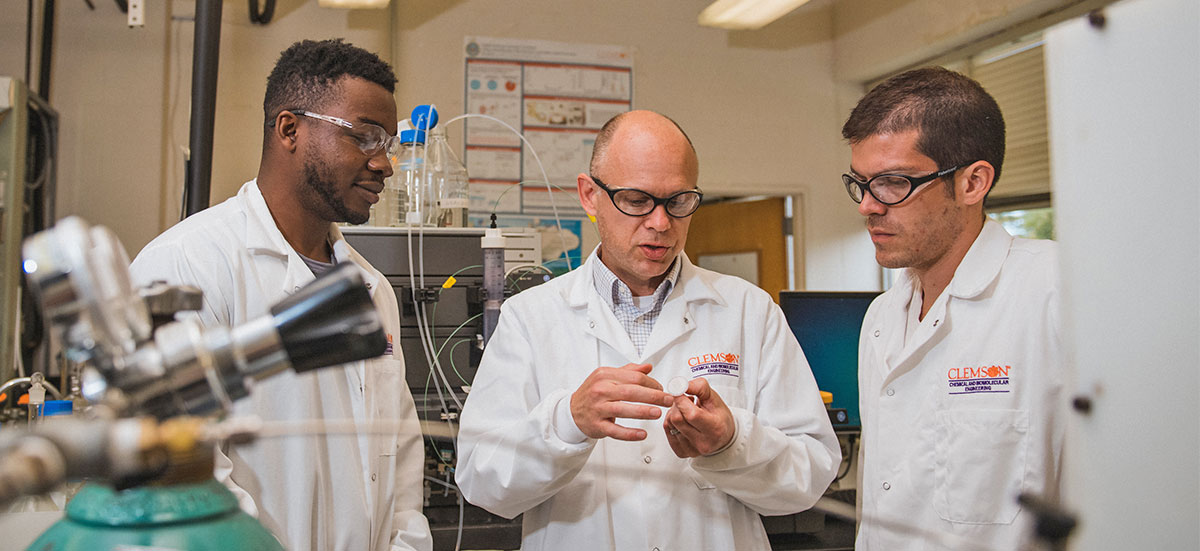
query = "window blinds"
xmin=970 ymin=41 xmax=1050 ymax=200
xmin=868 ymin=38 xmax=1051 ymax=201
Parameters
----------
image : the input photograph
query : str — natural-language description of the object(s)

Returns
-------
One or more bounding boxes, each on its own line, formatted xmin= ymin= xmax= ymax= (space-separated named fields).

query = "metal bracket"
xmin=127 ymin=0 xmax=144 ymax=27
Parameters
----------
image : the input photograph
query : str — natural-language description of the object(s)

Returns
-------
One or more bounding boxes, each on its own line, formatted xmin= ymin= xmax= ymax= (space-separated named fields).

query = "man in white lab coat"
xmin=455 ymin=110 xmax=840 ymax=550
xmin=129 ymin=39 xmax=431 ymax=551
xmin=843 ymin=67 xmax=1065 ymax=551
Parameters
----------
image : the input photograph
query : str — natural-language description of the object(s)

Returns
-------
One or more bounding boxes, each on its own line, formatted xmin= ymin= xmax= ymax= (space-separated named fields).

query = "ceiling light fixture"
xmin=318 ymin=0 xmax=389 ymax=9
xmin=698 ymin=0 xmax=813 ymax=30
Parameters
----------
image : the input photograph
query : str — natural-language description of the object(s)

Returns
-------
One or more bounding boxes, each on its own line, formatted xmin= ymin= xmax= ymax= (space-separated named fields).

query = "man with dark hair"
xmin=456 ymin=110 xmax=839 ymax=550
xmin=843 ymin=67 xmax=1064 ymax=550
xmin=130 ymin=39 xmax=431 ymax=551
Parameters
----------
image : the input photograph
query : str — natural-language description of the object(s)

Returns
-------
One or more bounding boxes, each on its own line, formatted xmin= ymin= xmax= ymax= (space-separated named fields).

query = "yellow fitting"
xmin=157 ymin=417 xmax=207 ymax=453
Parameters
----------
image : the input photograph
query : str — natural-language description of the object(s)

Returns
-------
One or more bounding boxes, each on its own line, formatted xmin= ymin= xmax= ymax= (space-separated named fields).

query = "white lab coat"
xmin=456 ymin=251 xmax=840 ymax=551
xmin=856 ymin=221 xmax=1065 ymax=551
xmin=129 ymin=181 xmax=432 ymax=551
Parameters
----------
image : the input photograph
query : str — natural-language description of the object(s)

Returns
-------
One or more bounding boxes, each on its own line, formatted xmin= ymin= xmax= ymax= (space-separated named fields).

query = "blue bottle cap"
xmin=410 ymin=105 xmax=439 ymax=132
xmin=42 ymin=400 xmax=73 ymax=417
xmin=399 ymin=129 xmax=427 ymax=144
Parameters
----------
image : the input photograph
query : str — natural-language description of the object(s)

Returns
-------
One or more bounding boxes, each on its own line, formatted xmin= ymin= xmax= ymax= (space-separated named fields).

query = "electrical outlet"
xmin=128 ymin=0 xmax=144 ymax=27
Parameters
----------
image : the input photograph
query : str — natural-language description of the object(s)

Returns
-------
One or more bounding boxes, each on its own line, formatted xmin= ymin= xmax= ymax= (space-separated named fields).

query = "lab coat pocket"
xmin=367 ymin=358 xmax=407 ymax=420
xmin=370 ymin=358 xmax=404 ymax=386
xmin=933 ymin=408 xmax=1029 ymax=525
xmin=707 ymin=382 xmax=745 ymax=410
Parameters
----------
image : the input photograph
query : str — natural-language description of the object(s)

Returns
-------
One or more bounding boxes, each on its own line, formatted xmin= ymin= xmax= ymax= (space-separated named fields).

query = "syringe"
xmin=481 ymin=227 xmax=506 ymax=345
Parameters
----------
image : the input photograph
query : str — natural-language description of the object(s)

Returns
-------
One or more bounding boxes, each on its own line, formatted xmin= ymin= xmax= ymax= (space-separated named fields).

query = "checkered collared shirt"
xmin=592 ymin=253 xmax=682 ymax=355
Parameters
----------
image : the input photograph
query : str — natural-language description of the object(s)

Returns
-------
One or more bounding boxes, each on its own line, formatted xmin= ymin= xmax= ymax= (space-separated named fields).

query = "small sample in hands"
xmin=666 ymin=376 xmax=689 ymax=397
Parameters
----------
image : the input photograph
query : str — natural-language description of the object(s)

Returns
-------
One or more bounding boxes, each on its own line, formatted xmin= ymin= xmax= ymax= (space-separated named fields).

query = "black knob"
xmin=270 ymin=263 xmax=387 ymax=372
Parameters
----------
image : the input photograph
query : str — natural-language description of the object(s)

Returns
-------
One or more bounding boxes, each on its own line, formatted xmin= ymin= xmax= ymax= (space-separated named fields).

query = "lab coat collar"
xmin=565 ymin=247 xmax=604 ymax=309
xmin=672 ymin=255 xmax=726 ymax=308
xmin=565 ymin=247 xmax=724 ymax=309
xmin=945 ymin=220 xmax=1013 ymax=300
xmin=639 ymin=258 xmax=721 ymax=358
xmin=239 ymin=179 xmax=377 ymax=295
xmin=591 ymin=249 xmax=681 ymax=311
xmin=874 ymin=221 xmax=1018 ymax=385
xmin=889 ymin=220 xmax=1013 ymax=302
xmin=240 ymin=179 xmax=294 ymax=257
xmin=568 ymin=248 xmax=723 ymax=362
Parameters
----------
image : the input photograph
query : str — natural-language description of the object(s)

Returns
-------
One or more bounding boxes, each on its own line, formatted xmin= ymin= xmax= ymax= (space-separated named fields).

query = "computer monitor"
xmin=778 ymin=291 xmax=880 ymax=429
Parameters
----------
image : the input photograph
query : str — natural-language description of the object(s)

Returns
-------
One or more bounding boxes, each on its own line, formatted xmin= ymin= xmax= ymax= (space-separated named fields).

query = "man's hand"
xmin=663 ymin=377 xmax=736 ymax=457
xmin=570 ymin=363 xmax=675 ymax=441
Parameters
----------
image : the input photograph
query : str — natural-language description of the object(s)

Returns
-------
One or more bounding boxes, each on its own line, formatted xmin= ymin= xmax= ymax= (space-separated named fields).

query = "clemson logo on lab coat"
xmin=946 ymin=364 xmax=1012 ymax=395
xmin=687 ymin=352 xmax=740 ymax=378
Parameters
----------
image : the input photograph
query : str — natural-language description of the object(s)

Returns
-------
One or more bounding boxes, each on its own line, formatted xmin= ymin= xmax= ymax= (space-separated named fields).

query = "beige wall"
xmin=1 ymin=1 xmax=34 ymax=87
xmin=391 ymin=0 xmax=840 ymax=198
xmin=831 ymin=0 xmax=1109 ymax=81
xmin=1 ymin=0 xmax=391 ymax=256
xmin=2 ymin=0 xmax=171 ymax=256
xmin=1 ymin=0 xmax=1094 ymax=289
xmin=201 ymin=0 xmax=391 ymax=209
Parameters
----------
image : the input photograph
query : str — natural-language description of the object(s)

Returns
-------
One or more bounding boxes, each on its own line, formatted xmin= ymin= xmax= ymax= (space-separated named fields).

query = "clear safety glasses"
xmin=281 ymin=110 xmax=398 ymax=158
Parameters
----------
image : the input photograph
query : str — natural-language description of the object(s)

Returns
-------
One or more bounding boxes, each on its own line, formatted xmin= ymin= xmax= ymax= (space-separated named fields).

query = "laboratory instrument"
xmin=341 ymin=224 xmax=545 ymax=549
xmin=345 ymin=100 xmax=572 ymax=549
xmin=2 ymin=217 xmax=389 ymax=550
xmin=340 ymin=226 xmax=540 ymax=389
xmin=0 ymin=76 xmax=59 ymax=387
xmin=21 ymin=217 xmax=386 ymax=419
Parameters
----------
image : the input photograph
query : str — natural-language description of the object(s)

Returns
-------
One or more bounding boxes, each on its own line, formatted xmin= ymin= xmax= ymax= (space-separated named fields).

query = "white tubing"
xmin=444 ymin=112 xmax=572 ymax=271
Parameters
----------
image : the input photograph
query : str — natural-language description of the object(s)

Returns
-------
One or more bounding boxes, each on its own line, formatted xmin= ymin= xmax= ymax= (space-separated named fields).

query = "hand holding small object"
xmin=663 ymin=377 xmax=735 ymax=457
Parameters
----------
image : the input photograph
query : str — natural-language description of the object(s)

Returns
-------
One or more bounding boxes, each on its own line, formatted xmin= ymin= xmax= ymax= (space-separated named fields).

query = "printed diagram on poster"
xmin=469 ymin=180 xmax=521 ymax=215
xmin=463 ymin=36 xmax=633 ymax=218
xmin=464 ymin=61 xmax=523 ymax=148
xmin=521 ymin=129 xmax=596 ymax=186
xmin=521 ymin=183 xmax=583 ymax=215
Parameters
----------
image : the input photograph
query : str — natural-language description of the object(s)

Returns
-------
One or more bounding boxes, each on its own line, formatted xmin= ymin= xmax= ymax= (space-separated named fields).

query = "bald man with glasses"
xmin=455 ymin=110 xmax=839 ymax=551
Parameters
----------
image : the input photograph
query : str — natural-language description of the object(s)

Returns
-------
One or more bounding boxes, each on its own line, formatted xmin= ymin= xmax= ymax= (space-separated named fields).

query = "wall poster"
xmin=463 ymin=36 xmax=633 ymax=271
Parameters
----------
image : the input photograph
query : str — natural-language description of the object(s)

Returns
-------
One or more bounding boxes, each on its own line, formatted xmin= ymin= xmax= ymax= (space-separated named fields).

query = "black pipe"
xmin=37 ymin=0 xmax=54 ymax=100
xmin=185 ymin=0 xmax=223 ymax=217
xmin=248 ymin=0 xmax=274 ymax=25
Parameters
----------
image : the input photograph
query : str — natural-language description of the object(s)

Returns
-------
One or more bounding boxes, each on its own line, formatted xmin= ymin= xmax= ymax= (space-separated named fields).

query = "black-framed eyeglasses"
xmin=590 ymin=176 xmax=703 ymax=218
xmin=272 ymin=109 xmax=398 ymax=157
xmin=842 ymin=165 xmax=961 ymax=206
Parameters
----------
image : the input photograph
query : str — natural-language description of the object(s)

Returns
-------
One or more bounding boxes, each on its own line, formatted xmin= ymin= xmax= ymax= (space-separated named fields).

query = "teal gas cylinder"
xmin=26 ymin=479 xmax=283 ymax=551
